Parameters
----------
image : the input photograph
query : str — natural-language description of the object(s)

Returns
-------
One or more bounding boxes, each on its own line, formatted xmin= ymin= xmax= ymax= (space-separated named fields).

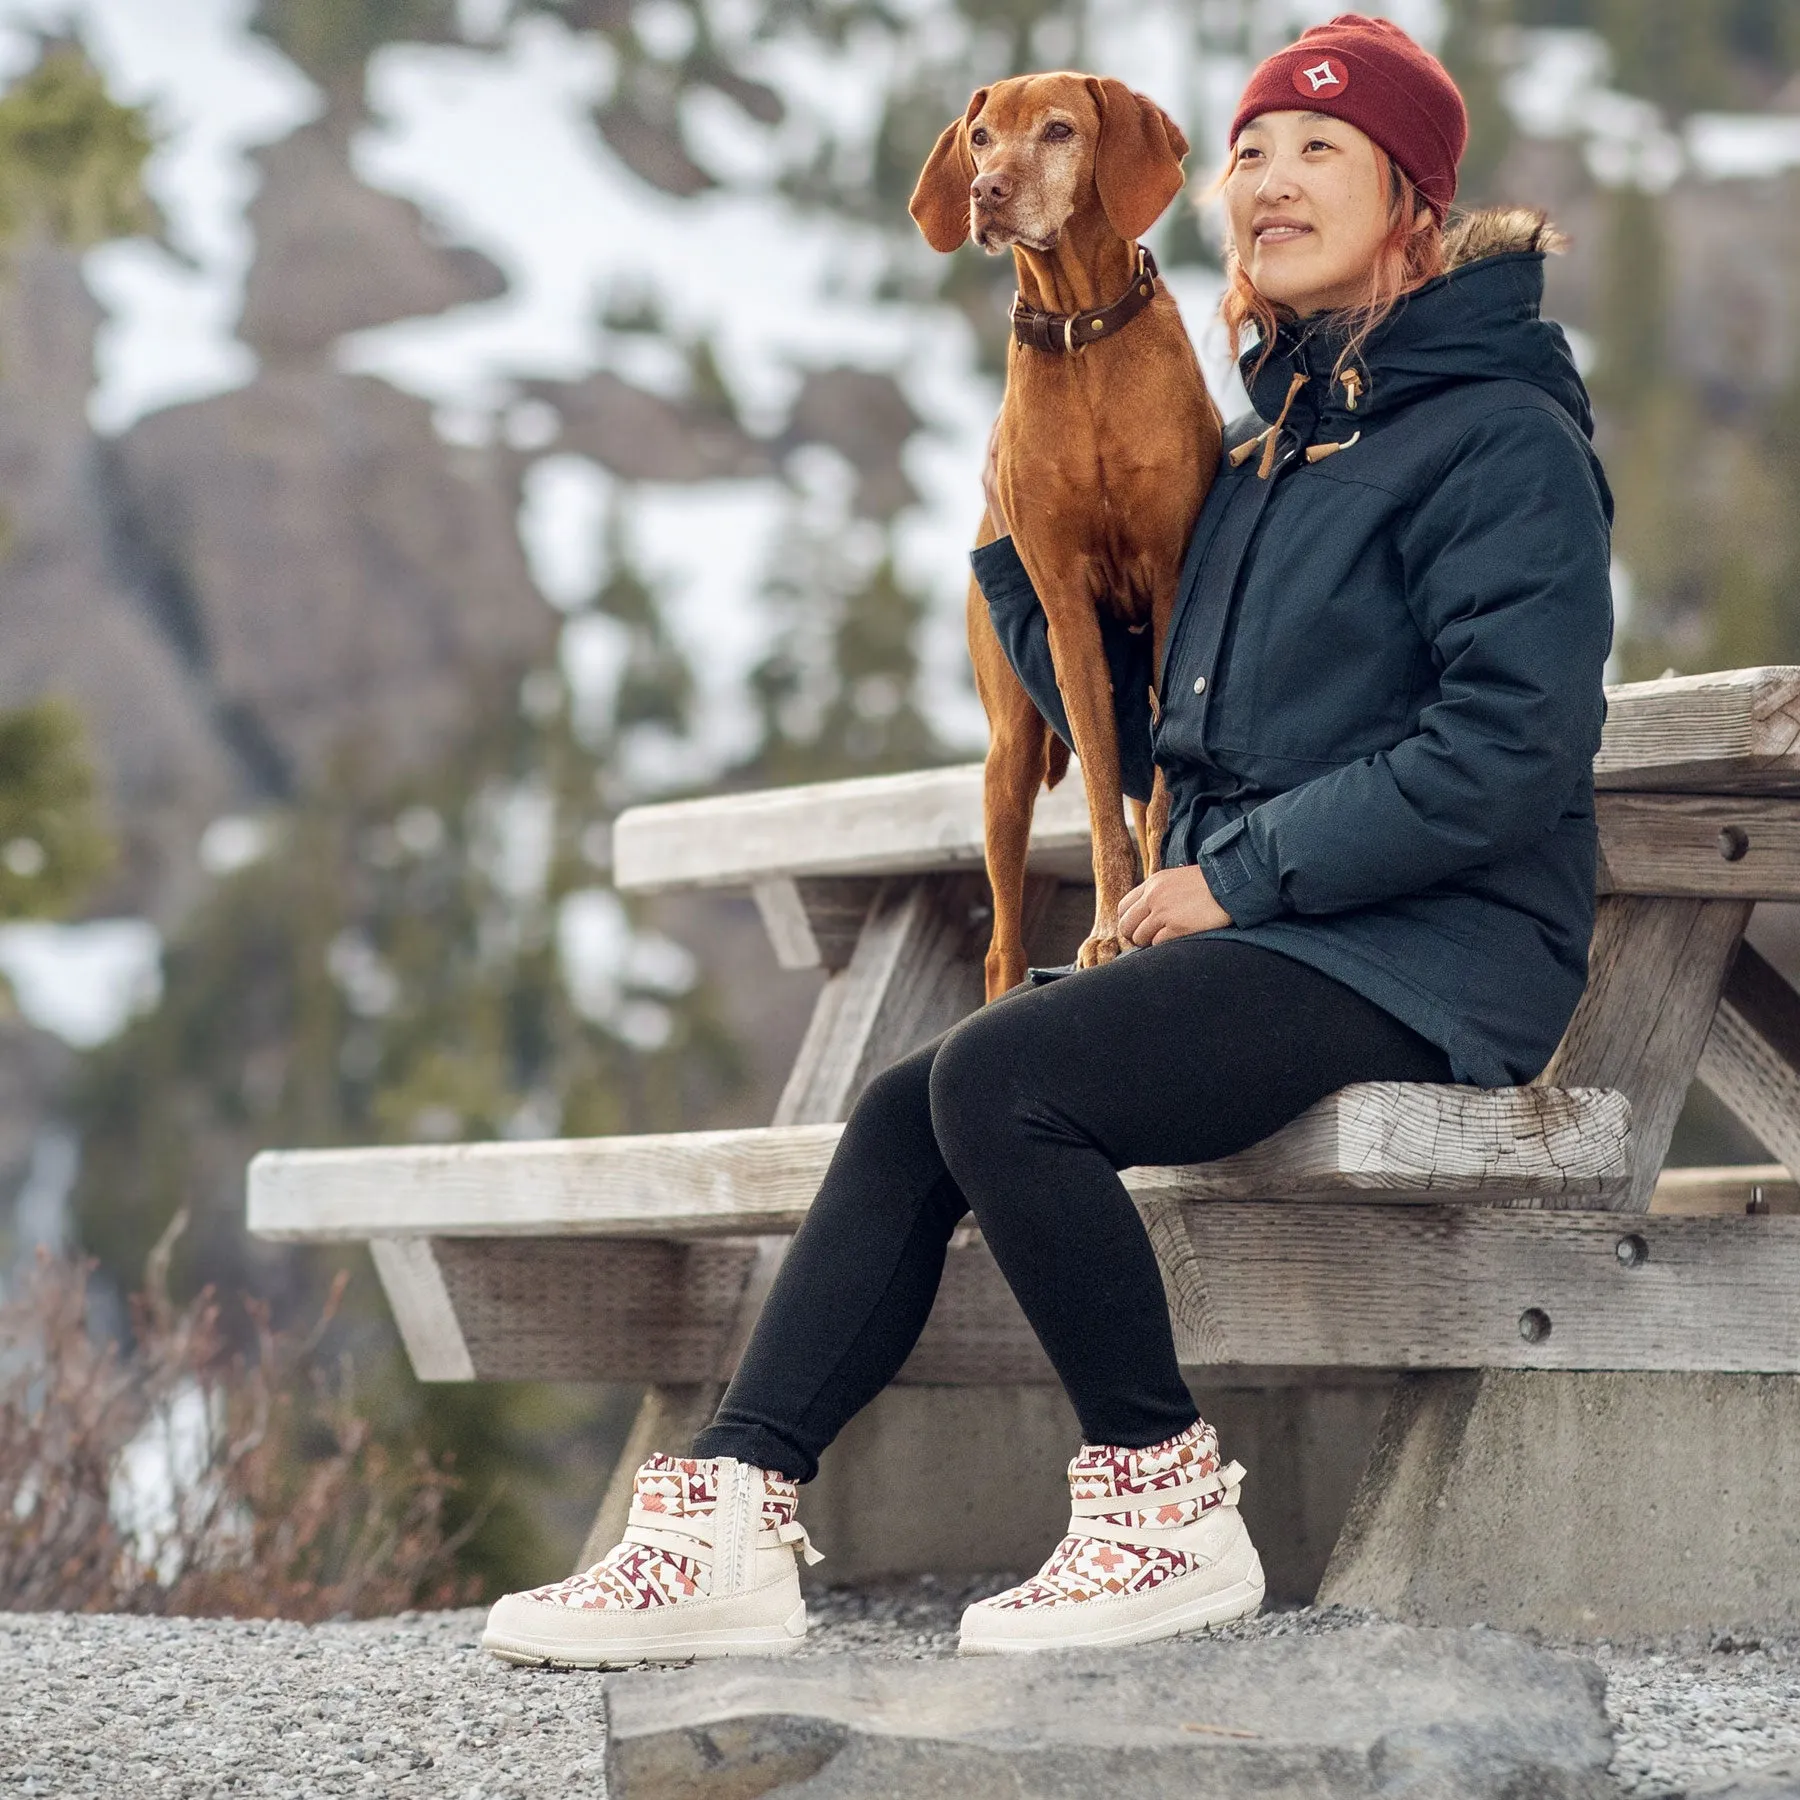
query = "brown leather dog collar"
xmin=1011 ymin=245 xmax=1159 ymax=355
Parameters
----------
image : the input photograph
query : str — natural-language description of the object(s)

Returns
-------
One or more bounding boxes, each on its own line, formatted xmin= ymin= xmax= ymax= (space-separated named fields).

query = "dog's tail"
xmin=1044 ymin=734 xmax=1071 ymax=790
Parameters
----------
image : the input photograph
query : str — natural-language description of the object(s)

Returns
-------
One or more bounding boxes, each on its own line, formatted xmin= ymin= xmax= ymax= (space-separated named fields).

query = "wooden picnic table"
xmin=249 ymin=666 xmax=1800 ymax=1623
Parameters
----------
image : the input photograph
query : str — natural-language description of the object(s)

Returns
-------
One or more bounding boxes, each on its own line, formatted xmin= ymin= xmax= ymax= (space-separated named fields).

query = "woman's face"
xmin=1223 ymin=111 xmax=1400 ymax=316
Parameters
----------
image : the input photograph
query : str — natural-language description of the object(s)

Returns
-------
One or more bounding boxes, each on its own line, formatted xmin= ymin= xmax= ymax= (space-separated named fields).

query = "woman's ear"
xmin=909 ymin=90 xmax=986 ymax=252
xmin=1085 ymin=78 xmax=1188 ymax=242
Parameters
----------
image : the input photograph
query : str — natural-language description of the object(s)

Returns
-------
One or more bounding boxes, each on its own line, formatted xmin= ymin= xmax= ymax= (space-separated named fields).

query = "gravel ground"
xmin=5 ymin=1589 xmax=1800 ymax=1799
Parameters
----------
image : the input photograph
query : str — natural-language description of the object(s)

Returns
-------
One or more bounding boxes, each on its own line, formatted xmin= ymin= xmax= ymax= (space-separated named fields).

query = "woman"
xmin=483 ymin=13 xmax=1612 ymax=1666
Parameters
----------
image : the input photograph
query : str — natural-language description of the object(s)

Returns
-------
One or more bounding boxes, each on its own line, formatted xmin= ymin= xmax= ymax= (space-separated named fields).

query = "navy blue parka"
xmin=971 ymin=234 xmax=1614 ymax=1087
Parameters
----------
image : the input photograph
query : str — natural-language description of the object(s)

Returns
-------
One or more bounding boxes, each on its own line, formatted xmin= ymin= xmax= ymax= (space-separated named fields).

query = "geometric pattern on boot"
xmin=516 ymin=1455 xmax=803 ymax=1611
xmin=989 ymin=1421 xmax=1229 ymax=1609
xmin=960 ymin=1420 xmax=1264 ymax=1654
xmin=481 ymin=1454 xmax=822 ymax=1668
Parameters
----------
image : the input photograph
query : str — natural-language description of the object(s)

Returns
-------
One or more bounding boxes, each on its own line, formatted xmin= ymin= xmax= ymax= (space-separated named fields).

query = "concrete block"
xmin=801 ymin=1386 xmax=1077 ymax=1585
xmin=799 ymin=1376 xmax=1392 ymax=1601
xmin=1320 ymin=1371 xmax=1800 ymax=1638
xmin=603 ymin=1623 xmax=1617 ymax=1799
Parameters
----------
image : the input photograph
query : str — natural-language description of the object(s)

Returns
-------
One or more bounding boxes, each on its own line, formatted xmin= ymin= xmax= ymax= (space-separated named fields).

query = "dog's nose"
xmin=971 ymin=170 xmax=1013 ymax=209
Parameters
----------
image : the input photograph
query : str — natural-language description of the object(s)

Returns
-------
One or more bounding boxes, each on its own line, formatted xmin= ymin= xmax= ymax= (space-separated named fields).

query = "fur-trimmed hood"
xmin=1245 ymin=205 xmax=1592 ymax=437
xmin=1442 ymin=205 xmax=1567 ymax=270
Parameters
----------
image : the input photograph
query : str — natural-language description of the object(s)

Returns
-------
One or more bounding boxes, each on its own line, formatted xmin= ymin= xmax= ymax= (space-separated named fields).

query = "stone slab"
xmin=1319 ymin=1371 xmax=1800 ymax=1638
xmin=602 ymin=1622 xmax=1616 ymax=1799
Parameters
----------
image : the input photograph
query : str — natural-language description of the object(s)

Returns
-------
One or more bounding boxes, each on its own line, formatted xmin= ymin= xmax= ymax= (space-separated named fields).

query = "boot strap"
xmin=623 ymin=1506 xmax=823 ymax=1567
xmin=1066 ymin=1459 xmax=1245 ymax=1520
xmin=774 ymin=1518 xmax=826 ymax=1566
xmin=1075 ymin=1510 xmax=1239 ymax=1551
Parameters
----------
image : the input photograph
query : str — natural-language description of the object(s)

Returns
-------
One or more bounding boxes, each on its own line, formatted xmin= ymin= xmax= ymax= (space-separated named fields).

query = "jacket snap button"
xmin=1193 ymin=675 xmax=1208 ymax=696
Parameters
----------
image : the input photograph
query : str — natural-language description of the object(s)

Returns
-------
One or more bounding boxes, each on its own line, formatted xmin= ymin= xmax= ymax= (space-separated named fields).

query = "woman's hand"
xmin=1118 ymin=866 xmax=1233 ymax=946
xmin=982 ymin=415 xmax=1008 ymax=538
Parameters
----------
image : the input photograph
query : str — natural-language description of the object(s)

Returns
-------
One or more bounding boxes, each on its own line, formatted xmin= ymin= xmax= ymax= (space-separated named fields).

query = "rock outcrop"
xmin=0 ymin=119 xmax=556 ymax=922
xmin=0 ymin=240 xmax=240 ymax=921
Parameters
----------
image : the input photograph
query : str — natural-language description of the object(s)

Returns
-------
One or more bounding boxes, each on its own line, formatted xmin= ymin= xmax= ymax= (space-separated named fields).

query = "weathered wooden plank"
xmin=1594 ymin=667 xmax=1800 ymax=794
xmin=368 ymin=1238 xmax=475 ymax=1381
xmin=1649 ymin=1163 xmax=1800 ymax=1216
xmin=1597 ymin=794 xmax=1800 ymax=899
xmin=750 ymin=877 xmax=878 ymax=972
xmin=1139 ymin=1081 xmax=1632 ymax=1204
xmin=432 ymin=1237 xmax=759 ymax=1383
xmin=249 ymin=1082 xmax=1635 ymax=1242
xmin=612 ymin=679 xmax=1800 ymax=900
xmin=1536 ymin=896 xmax=1751 ymax=1211
xmin=771 ymin=874 xmax=986 ymax=1126
xmin=1696 ymin=943 xmax=1800 ymax=1185
xmin=250 ymin=1123 xmax=848 ymax=1241
xmin=615 ymin=764 xmax=1095 ymax=894
xmin=1156 ymin=1206 xmax=1800 ymax=1372
xmin=404 ymin=1211 xmax=1800 ymax=1380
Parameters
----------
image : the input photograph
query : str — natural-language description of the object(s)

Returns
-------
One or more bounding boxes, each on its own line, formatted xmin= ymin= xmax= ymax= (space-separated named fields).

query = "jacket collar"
xmin=1240 ymin=207 xmax=1592 ymax=441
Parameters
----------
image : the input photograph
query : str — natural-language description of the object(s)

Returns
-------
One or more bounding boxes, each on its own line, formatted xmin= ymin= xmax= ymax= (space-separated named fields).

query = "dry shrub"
xmin=0 ymin=1213 xmax=480 ymax=1617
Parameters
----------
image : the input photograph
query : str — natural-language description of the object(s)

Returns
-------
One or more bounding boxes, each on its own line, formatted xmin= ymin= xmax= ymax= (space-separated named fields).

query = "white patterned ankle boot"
xmin=482 ymin=1454 xmax=821 ymax=1668
xmin=959 ymin=1420 xmax=1263 ymax=1653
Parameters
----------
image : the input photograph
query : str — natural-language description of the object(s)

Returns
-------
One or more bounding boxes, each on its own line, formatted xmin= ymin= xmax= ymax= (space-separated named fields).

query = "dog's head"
xmin=909 ymin=73 xmax=1188 ymax=256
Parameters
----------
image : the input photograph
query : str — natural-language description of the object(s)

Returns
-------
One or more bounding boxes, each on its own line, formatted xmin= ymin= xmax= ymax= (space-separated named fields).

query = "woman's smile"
xmin=1252 ymin=215 xmax=1313 ymax=245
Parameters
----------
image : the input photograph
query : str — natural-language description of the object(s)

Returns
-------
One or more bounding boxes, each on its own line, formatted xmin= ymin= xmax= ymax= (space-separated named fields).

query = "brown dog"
xmin=911 ymin=74 xmax=1219 ymax=999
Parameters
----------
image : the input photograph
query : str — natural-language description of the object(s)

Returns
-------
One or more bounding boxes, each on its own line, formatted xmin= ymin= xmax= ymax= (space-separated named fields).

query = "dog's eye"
xmin=970 ymin=127 xmax=990 ymax=146
xmin=1043 ymin=121 xmax=1073 ymax=141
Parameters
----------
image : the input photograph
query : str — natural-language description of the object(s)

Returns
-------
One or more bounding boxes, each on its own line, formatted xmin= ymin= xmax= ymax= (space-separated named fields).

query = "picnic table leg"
xmin=1315 ymin=895 xmax=1800 ymax=1634
xmin=574 ymin=873 xmax=1006 ymax=1573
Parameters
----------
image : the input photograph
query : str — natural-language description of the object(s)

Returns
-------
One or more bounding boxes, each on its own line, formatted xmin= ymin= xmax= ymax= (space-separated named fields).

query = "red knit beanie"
xmin=1228 ymin=13 xmax=1468 ymax=220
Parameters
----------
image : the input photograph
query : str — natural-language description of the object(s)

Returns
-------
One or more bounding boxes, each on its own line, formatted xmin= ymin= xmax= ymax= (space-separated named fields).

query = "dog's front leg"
xmin=970 ymin=585 xmax=1049 ymax=999
xmin=1041 ymin=601 xmax=1141 ymax=967
xmin=1142 ymin=569 xmax=1180 ymax=876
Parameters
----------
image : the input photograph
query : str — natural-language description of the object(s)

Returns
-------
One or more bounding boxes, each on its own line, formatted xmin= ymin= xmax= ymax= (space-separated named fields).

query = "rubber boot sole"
xmin=959 ymin=1569 xmax=1264 ymax=1655
xmin=483 ymin=1599 xmax=807 ymax=1670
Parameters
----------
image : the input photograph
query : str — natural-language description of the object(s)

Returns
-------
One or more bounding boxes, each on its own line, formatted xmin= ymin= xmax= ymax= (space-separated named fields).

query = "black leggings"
xmin=693 ymin=938 xmax=1452 ymax=1483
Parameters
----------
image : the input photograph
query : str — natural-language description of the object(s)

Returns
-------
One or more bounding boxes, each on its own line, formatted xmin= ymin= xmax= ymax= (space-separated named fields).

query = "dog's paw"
xmin=1076 ymin=932 xmax=1121 ymax=970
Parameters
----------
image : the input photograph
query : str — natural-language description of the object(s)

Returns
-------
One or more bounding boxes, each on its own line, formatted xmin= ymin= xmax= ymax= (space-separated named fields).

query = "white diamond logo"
xmin=1301 ymin=59 xmax=1343 ymax=92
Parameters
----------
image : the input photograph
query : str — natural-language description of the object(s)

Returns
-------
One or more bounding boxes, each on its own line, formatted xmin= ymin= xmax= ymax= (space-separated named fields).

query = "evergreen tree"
xmin=0 ymin=48 xmax=139 ymax=926
xmin=0 ymin=42 xmax=157 ymax=248
xmin=0 ymin=702 xmax=111 ymax=923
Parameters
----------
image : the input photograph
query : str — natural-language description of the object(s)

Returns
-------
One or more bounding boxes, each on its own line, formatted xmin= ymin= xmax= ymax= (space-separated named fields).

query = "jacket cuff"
xmin=1196 ymin=815 xmax=1285 ymax=929
xmin=969 ymin=536 xmax=1036 ymax=614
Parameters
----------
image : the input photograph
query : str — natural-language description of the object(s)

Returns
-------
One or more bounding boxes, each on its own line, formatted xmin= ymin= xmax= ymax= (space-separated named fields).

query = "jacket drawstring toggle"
xmin=1305 ymin=430 xmax=1361 ymax=464
xmin=1228 ymin=371 xmax=1309 ymax=479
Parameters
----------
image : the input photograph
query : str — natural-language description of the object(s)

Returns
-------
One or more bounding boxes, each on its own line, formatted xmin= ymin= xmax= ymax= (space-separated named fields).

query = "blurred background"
xmin=1 ymin=0 xmax=1797 ymax=1603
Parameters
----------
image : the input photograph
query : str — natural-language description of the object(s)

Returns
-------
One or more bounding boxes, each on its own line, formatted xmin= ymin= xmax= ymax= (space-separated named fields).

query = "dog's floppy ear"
xmin=1085 ymin=77 xmax=1187 ymax=242
xmin=909 ymin=88 xmax=987 ymax=252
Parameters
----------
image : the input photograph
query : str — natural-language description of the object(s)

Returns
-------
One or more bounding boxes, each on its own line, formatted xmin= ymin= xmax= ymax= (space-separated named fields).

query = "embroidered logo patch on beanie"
xmin=1292 ymin=56 xmax=1348 ymax=98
